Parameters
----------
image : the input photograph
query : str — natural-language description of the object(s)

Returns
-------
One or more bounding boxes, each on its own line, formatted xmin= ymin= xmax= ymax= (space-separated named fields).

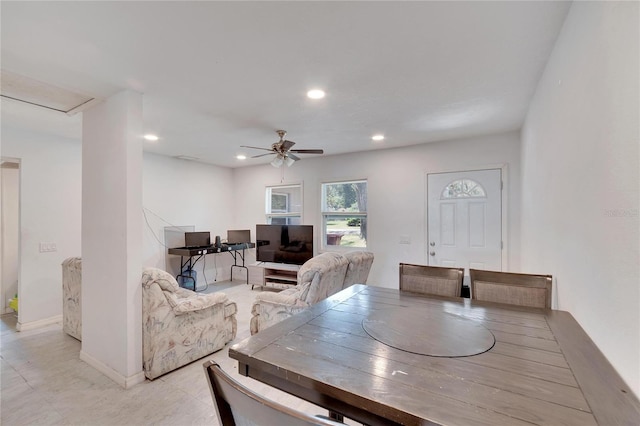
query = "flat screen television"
xmin=256 ymin=224 xmax=314 ymax=265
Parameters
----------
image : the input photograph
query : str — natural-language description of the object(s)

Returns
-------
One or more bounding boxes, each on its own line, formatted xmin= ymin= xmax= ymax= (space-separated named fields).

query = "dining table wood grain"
xmin=229 ymin=284 xmax=640 ymax=425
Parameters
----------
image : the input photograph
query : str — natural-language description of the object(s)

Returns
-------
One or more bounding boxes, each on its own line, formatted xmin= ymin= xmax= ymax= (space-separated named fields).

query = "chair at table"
xmin=469 ymin=269 xmax=552 ymax=309
xmin=203 ymin=360 xmax=344 ymax=426
xmin=399 ymin=263 xmax=464 ymax=297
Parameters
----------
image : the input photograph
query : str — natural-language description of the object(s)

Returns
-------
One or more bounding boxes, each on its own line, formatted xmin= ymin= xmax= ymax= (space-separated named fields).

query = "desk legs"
xmin=228 ymin=249 xmax=250 ymax=285
xmin=176 ymin=255 xmax=200 ymax=291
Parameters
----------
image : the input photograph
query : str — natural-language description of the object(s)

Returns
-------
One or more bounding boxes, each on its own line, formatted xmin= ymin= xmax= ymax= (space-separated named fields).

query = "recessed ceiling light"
xmin=144 ymin=134 xmax=159 ymax=141
xmin=236 ymin=155 xmax=247 ymax=160
xmin=372 ymin=134 xmax=385 ymax=141
xmin=307 ymin=89 xmax=325 ymax=99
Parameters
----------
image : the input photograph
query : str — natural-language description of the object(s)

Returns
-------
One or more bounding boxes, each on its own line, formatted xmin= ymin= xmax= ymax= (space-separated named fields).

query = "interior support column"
xmin=80 ymin=90 xmax=144 ymax=388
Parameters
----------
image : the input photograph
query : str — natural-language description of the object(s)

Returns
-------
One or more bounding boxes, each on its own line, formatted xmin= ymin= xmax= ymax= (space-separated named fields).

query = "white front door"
xmin=427 ymin=169 xmax=502 ymax=281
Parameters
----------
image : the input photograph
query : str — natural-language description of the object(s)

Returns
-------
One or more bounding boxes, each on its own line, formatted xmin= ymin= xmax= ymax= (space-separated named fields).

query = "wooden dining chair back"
xmin=399 ymin=263 xmax=465 ymax=297
xmin=469 ymin=269 xmax=552 ymax=309
xmin=203 ymin=360 xmax=343 ymax=426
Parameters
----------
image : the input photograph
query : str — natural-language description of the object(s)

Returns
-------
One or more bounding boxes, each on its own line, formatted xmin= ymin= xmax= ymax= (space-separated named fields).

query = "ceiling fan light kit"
xmin=241 ymin=130 xmax=324 ymax=168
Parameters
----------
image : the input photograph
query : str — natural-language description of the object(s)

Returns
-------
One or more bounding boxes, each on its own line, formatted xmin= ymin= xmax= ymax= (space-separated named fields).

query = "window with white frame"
xmin=321 ymin=180 xmax=367 ymax=248
xmin=265 ymin=184 xmax=302 ymax=225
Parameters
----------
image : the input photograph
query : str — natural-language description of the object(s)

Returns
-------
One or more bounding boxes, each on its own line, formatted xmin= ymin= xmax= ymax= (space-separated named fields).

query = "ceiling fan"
xmin=241 ymin=130 xmax=324 ymax=167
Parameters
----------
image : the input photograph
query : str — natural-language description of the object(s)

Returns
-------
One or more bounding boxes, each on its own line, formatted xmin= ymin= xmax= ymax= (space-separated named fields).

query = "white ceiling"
xmin=1 ymin=1 xmax=571 ymax=168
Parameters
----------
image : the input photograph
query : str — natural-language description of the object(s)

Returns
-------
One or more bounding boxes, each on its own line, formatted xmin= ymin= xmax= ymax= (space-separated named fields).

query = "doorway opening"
xmin=1 ymin=158 xmax=20 ymax=329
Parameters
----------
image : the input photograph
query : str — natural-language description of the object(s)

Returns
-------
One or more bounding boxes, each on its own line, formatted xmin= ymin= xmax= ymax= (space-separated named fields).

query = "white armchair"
xmin=250 ymin=252 xmax=353 ymax=335
xmin=142 ymin=267 xmax=237 ymax=379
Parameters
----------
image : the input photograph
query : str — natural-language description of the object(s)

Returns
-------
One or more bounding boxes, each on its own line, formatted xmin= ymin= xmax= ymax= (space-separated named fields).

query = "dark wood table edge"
xmin=545 ymin=310 xmax=640 ymax=425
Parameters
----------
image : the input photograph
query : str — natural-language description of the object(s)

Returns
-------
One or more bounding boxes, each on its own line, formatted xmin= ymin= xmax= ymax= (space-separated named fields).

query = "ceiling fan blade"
xmin=240 ymin=145 xmax=274 ymax=152
xmin=287 ymin=153 xmax=301 ymax=161
xmin=251 ymin=153 xmax=275 ymax=158
xmin=281 ymin=140 xmax=296 ymax=151
xmin=289 ymin=149 xmax=324 ymax=154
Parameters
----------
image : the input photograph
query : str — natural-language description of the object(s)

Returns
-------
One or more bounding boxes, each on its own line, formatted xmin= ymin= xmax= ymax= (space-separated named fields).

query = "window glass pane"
xmin=269 ymin=216 xmax=301 ymax=225
xmin=322 ymin=181 xmax=367 ymax=213
xmin=324 ymin=214 xmax=367 ymax=247
xmin=321 ymin=180 xmax=367 ymax=248
xmin=266 ymin=185 xmax=301 ymax=226
xmin=266 ymin=185 xmax=301 ymax=214
xmin=441 ymin=179 xmax=486 ymax=199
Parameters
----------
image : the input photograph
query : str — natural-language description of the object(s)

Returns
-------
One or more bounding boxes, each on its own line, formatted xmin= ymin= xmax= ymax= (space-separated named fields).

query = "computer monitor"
xmin=184 ymin=231 xmax=210 ymax=248
xmin=227 ymin=229 xmax=251 ymax=245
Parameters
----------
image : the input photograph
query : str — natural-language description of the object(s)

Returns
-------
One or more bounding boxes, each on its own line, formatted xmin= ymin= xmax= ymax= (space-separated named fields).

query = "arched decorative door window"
xmin=441 ymin=179 xmax=486 ymax=199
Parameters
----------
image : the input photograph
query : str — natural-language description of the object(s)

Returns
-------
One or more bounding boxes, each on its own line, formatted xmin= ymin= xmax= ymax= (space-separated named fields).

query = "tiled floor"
xmin=0 ymin=281 xmax=339 ymax=426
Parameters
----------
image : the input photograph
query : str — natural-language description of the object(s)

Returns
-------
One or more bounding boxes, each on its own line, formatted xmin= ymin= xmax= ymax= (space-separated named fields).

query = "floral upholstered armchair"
xmin=250 ymin=252 xmax=352 ymax=335
xmin=142 ymin=267 xmax=237 ymax=379
xmin=62 ymin=257 xmax=82 ymax=341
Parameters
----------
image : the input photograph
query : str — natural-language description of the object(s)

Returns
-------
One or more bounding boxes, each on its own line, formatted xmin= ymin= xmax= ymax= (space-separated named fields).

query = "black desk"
xmin=167 ymin=243 xmax=255 ymax=290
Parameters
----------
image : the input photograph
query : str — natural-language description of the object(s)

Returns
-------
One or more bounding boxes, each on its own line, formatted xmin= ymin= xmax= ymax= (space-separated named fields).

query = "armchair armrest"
xmin=250 ymin=284 xmax=312 ymax=335
xmin=166 ymin=291 xmax=230 ymax=315
xmin=253 ymin=286 xmax=309 ymax=306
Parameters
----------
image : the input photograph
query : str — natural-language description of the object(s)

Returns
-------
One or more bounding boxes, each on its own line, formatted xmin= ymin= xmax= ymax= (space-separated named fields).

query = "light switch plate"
xmin=39 ymin=242 xmax=57 ymax=252
xmin=399 ymin=235 xmax=411 ymax=244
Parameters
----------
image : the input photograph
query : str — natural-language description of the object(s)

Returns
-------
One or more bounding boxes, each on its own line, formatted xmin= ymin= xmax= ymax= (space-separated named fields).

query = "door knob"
xmin=430 ymin=251 xmax=436 ymax=256
xmin=429 ymin=242 xmax=435 ymax=247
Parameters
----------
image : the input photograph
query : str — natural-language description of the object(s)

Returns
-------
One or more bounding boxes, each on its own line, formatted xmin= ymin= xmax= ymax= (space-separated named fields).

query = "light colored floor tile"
xmin=0 ymin=281 xmax=356 ymax=426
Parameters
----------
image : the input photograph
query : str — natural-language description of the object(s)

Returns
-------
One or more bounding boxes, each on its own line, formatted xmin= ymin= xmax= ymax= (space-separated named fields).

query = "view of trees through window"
xmin=322 ymin=180 xmax=367 ymax=247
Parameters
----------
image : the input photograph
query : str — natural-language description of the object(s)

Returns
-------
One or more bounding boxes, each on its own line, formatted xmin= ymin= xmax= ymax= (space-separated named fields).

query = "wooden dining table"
xmin=229 ymin=284 xmax=640 ymax=425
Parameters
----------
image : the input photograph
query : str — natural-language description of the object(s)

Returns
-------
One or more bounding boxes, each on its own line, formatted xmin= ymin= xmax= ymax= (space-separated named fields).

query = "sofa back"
xmin=298 ymin=252 xmax=349 ymax=304
xmin=342 ymin=251 xmax=374 ymax=287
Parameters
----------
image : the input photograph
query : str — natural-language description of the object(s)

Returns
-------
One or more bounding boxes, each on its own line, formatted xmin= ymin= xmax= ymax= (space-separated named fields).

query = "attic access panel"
xmin=1 ymin=69 xmax=96 ymax=114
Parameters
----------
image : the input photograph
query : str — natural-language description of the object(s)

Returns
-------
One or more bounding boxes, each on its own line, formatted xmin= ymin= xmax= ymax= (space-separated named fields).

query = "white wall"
xmin=142 ymin=152 xmax=236 ymax=285
xmin=1 ymin=128 xmax=82 ymax=327
xmin=521 ymin=2 xmax=639 ymax=395
xmin=1 ymin=127 xmax=237 ymax=327
xmin=232 ymin=131 xmax=522 ymax=288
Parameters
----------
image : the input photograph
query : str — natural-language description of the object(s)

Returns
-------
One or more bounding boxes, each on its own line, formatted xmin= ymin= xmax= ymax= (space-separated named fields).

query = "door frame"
xmin=425 ymin=163 xmax=509 ymax=271
xmin=1 ymin=157 xmax=22 ymax=317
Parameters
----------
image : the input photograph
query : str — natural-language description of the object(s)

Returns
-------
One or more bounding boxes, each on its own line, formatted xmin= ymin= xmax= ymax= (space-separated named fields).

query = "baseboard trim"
xmin=16 ymin=314 xmax=62 ymax=331
xmin=80 ymin=350 xmax=146 ymax=389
